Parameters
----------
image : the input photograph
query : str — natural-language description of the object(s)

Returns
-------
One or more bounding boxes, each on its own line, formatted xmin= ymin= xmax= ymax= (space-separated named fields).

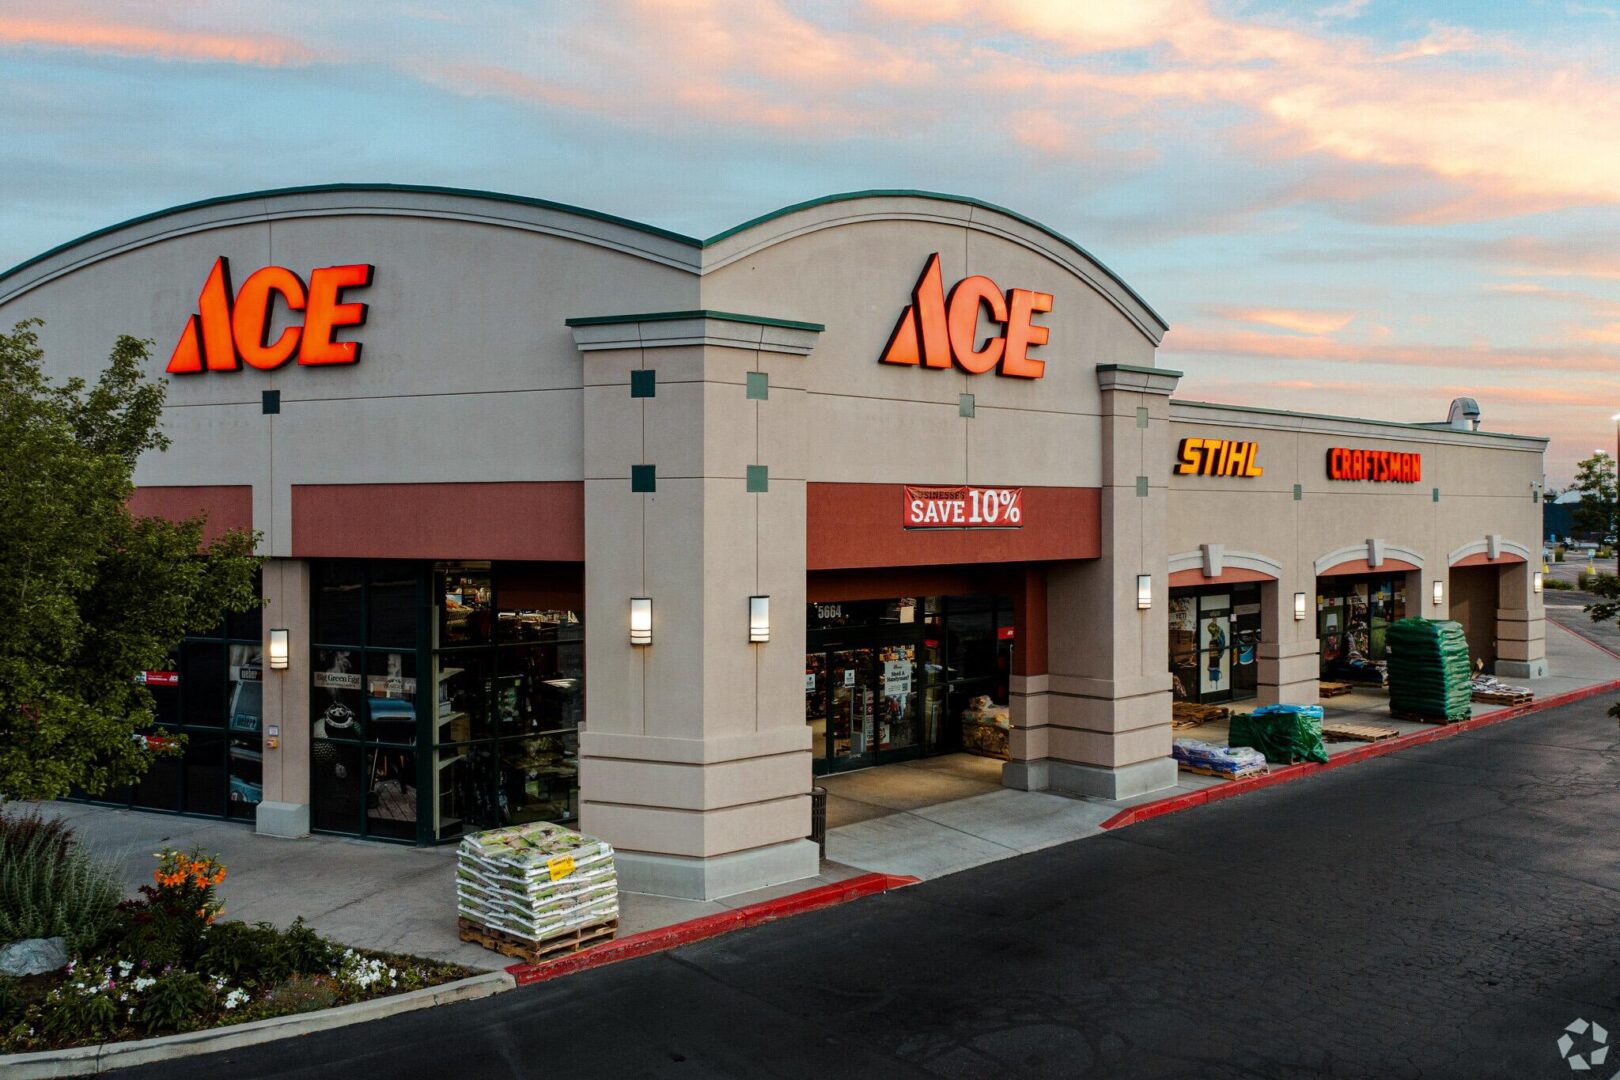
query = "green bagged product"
xmin=1228 ymin=704 xmax=1329 ymax=764
xmin=1385 ymin=618 xmax=1472 ymax=721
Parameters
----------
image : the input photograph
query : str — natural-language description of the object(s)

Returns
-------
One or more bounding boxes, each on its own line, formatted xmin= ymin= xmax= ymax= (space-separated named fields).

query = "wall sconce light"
xmin=1432 ymin=580 xmax=1444 ymax=606
xmin=1293 ymin=592 xmax=1307 ymax=621
xmin=1136 ymin=574 xmax=1152 ymax=610
xmin=749 ymin=595 xmax=770 ymax=643
xmin=1533 ymin=571 xmax=1543 ymax=594
xmin=268 ymin=628 xmax=290 ymax=670
xmin=630 ymin=597 xmax=652 ymax=646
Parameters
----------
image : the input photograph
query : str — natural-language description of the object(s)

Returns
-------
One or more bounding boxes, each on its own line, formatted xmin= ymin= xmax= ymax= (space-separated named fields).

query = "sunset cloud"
xmin=0 ymin=16 xmax=320 ymax=66
xmin=1210 ymin=308 xmax=1356 ymax=336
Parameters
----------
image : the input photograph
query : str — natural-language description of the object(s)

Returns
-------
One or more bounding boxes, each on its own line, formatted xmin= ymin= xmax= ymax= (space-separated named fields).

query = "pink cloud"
xmin=1209 ymin=307 xmax=1356 ymax=336
xmin=1163 ymin=325 xmax=1620 ymax=375
xmin=0 ymin=16 xmax=320 ymax=66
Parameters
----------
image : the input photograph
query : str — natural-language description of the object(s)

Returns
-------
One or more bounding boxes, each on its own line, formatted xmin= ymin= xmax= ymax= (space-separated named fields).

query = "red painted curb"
xmin=504 ymin=871 xmax=919 ymax=987
xmin=1100 ymin=675 xmax=1620 ymax=831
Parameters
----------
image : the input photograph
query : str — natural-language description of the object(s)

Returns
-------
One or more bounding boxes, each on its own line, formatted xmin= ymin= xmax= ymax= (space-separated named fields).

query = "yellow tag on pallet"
xmin=546 ymin=854 xmax=575 ymax=881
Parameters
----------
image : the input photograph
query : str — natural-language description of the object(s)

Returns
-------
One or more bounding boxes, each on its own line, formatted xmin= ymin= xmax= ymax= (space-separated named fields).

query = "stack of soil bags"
xmin=1172 ymin=739 xmax=1268 ymax=779
xmin=1228 ymin=704 xmax=1330 ymax=764
xmin=457 ymin=821 xmax=618 ymax=945
xmin=1386 ymin=618 xmax=1473 ymax=722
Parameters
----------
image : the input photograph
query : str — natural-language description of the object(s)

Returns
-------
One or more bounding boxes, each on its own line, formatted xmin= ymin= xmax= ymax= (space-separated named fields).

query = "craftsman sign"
xmin=1326 ymin=447 xmax=1421 ymax=483
xmin=167 ymin=256 xmax=374 ymax=374
xmin=904 ymin=486 xmax=1024 ymax=528
xmin=880 ymin=253 xmax=1052 ymax=378
xmin=1176 ymin=437 xmax=1263 ymax=477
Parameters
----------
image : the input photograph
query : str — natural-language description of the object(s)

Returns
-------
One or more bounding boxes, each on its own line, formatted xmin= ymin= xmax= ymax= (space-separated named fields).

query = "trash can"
xmin=809 ymin=786 xmax=828 ymax=859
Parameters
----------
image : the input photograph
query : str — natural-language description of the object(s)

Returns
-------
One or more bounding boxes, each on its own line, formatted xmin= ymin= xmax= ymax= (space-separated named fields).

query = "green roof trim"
xmin=705 ymin=189 xmax=1169 ymax=333
xmin=565 ymin=309 xmax=824 ymax=332
xmin=0 ymin=182 xmax=702 ymax=288
xmin=1171 ymin=398 xmax=1549 ymax=444
xmin=1097 ymin=363 xmax=1183 ymax=378
xmin=1 ymin=186 xmax=1164 ymax=335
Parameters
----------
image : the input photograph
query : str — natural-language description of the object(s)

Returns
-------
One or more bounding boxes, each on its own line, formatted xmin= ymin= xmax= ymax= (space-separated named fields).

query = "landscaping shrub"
xmin=0 ymin=814 xmax=121 ymax=953
xmin=133 ymin=970 xmax=214 ymax=1034
xmin=1544 ymin=577 xmax=1575 ymax=591
xmin=0 ymin=846 xmax=472 ymax=1054
xmin=0 ymin=807 xmax=74 ymax=859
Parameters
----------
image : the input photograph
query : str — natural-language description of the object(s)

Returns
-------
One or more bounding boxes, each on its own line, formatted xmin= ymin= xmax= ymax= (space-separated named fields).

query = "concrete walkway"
xmin=30 ymin=802 xmax=864 ymax=973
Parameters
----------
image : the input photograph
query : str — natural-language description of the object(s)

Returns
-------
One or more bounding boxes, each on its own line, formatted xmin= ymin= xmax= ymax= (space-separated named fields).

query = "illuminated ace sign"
xmin=879 ymin=254 xmax=1052 ymax=378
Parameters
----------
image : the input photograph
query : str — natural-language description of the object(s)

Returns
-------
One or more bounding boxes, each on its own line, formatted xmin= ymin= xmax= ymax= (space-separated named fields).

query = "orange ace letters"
xmin=167 ymin=256 xmax=373 ymax=375
xmin=881 ymin=254 xmax=1052 ymax=379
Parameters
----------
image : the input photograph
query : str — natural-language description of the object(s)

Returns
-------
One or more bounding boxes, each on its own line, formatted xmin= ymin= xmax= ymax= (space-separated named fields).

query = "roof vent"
xmin=1446 ymin=397 xmax=1481 ymax=431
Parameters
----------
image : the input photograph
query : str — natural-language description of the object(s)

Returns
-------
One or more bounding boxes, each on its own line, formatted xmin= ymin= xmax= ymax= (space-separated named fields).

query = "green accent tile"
xmin=630 ymin=369 xmax=656 ymax=398
xmin=631 ymin=465 xmax=655 ymax=493
xmin=1293 ymin=483 xmax=1302 ymax=501
xmin=1136 ymin=476 xmax=1149 ymax=497
xmin=1432 ymin=487 xmax=1440 ymax=503
xmin=261 ymin=390 xmax=280 ymax=415
xmin=959 ymin=393 xmax=975 ymax=418
xmin=747 ymin=465 xmax=769 ymax=493
xmin=746 ymin=371 xmax=769 ymax=400
xmin=1135 ymin=406 xmax=1149 ymax=429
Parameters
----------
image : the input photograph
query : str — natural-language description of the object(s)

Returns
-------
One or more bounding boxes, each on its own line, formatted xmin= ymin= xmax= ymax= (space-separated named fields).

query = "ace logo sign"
xmin=166 ymin=256 xmax=374 ymax=375
xmin=879 ymin=253 xmax=1052 ymax=378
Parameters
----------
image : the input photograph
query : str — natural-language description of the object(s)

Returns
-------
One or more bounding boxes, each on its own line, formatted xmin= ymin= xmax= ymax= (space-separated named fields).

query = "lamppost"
xmin=1612 ymin=413 xmax=1620 ymax=574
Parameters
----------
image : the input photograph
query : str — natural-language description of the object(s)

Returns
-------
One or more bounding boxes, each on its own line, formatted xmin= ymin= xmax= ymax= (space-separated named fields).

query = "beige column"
xmin=572 ymin=313 xmax=822 ymax=900
xmin=1259 ymin=577 xmax=1320 ymax=705
xmin=256 ymin=557 xmax=311 ymax=838
xmin=1494 ymin=561 xmax=1548 ymax=678
xmin=1007 ymin=364 xmax=1180 ymax=799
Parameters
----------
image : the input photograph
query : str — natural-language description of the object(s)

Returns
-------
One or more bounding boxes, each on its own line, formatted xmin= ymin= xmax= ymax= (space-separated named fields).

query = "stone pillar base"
xmin=1495 ymin=659 xmax=1548 ymax=679
xmin=254 ymin=801 xmax=309 ymax=839
xmin=615 ymin=838 xmax=821 ymax=901
xmin=1049 ymin=757 xmax=1178 ymax=801
xmin=1002 ymin=759 xmax=1050 ymax=791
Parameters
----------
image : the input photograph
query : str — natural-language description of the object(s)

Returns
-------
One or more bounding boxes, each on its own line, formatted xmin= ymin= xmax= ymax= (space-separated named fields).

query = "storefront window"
xmin=1169 ymin=584 xmax=1261 ymax=705
xmin=1318 ymin=574 xmax=1405 ymax=683
xmin=431 ymin=563 xmax=582 ymax=841
xmin=81 ymin=572 xmax=264 ymax=823
xmin=805 ymin=593 xmax=1011 ymax=775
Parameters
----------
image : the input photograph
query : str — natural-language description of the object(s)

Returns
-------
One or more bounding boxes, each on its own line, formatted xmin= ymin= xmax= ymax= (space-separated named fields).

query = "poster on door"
xmin=882 ymin=659 xmax=911 ymax=697
xmin=1200 ymin=611 xmax=1230 ymax=695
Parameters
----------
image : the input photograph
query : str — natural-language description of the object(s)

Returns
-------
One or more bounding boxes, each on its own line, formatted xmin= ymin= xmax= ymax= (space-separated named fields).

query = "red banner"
xmin=903 ymin=486 xmax=1024 ymax=529
xmin=138 ymin=671 xmax=179 ymax=687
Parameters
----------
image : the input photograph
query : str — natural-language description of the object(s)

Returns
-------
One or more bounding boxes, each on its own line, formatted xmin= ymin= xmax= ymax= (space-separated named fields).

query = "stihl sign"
xmin=880 ymin=254 xmax=1052 ymax=378
xmin=1175 ymin=438 xmax=1263 ymax=478
xmin=167 ymin=256 xmax=374 ymax=375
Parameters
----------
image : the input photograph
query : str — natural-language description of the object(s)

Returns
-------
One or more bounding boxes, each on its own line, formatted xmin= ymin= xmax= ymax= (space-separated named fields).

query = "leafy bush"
xmin=279 ymin=916 xmax=339 ymax=976
xmin=0 ymin=807 xmax=74 ymax=859
xmin=1543 ymin=576 xmax=1575 ymax=590
xmin=198 ymin=920 xmax=285 ymax=983
xmin=0 ymin=816 xmax=121 ymax=953
xmin=0 ymin=977 xmax=25 ymax=1028
xmin=134 ymin=970 xmax=213 ymax=1034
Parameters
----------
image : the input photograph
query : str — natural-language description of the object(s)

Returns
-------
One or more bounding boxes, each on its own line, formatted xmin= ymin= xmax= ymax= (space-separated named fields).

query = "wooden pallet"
xmin=458 ymin=916 xmax=617 ymax=964
xmin=1320 ymin=721 xmax=1400 ymax=742
xmin=1172 ymin=702 xmax=1230 ymax=728
xmin=1472 ymin=690 xmax=1533 ymax=705
xmin=1177 ymin=762 xmax=1267 ymax=781
xmin=1318 ymin=681 xmax=1354 ymax=698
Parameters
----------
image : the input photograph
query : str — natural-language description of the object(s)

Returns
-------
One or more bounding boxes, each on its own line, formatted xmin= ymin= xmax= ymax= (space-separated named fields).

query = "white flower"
xmin=117 ymin=960 xmax=134 ymax=977
xmin=132 ymin=976 xmax=156 ymax=992
xmin=222 ymin=988 xmax=250 ymax=1010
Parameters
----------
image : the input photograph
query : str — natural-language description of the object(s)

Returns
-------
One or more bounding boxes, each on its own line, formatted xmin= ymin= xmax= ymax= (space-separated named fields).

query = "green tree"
xmin=1570 ymin=450 xmax=1618 ymax=540
xmin=0 ymin=321 xmax=262 ymax=800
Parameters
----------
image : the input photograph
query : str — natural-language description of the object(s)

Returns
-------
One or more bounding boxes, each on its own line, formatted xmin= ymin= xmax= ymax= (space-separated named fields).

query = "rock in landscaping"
xmin=0 ymin=937 xmax=68 ymax=976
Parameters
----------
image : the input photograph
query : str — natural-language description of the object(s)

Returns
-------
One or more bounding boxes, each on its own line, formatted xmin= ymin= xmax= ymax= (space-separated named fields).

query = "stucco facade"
xmin=0 ymin=186 xmax=1548 ymax=899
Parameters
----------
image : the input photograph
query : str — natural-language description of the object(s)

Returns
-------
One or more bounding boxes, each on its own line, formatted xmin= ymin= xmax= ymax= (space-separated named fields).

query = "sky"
xmin=2 ymin=0 xmax=1618 ymax=484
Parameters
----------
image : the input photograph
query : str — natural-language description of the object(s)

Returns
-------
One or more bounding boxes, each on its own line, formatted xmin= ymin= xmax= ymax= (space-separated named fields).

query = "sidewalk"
xmin=32 ymin=802 xmax=865 ymax=973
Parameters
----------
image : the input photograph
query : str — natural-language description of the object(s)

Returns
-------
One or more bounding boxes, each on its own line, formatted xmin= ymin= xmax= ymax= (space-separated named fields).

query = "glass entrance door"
xmin=828 ymin=648 xmax=875 ymax=768
xmin=806 ymin=636 xmax=926 ymax=773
